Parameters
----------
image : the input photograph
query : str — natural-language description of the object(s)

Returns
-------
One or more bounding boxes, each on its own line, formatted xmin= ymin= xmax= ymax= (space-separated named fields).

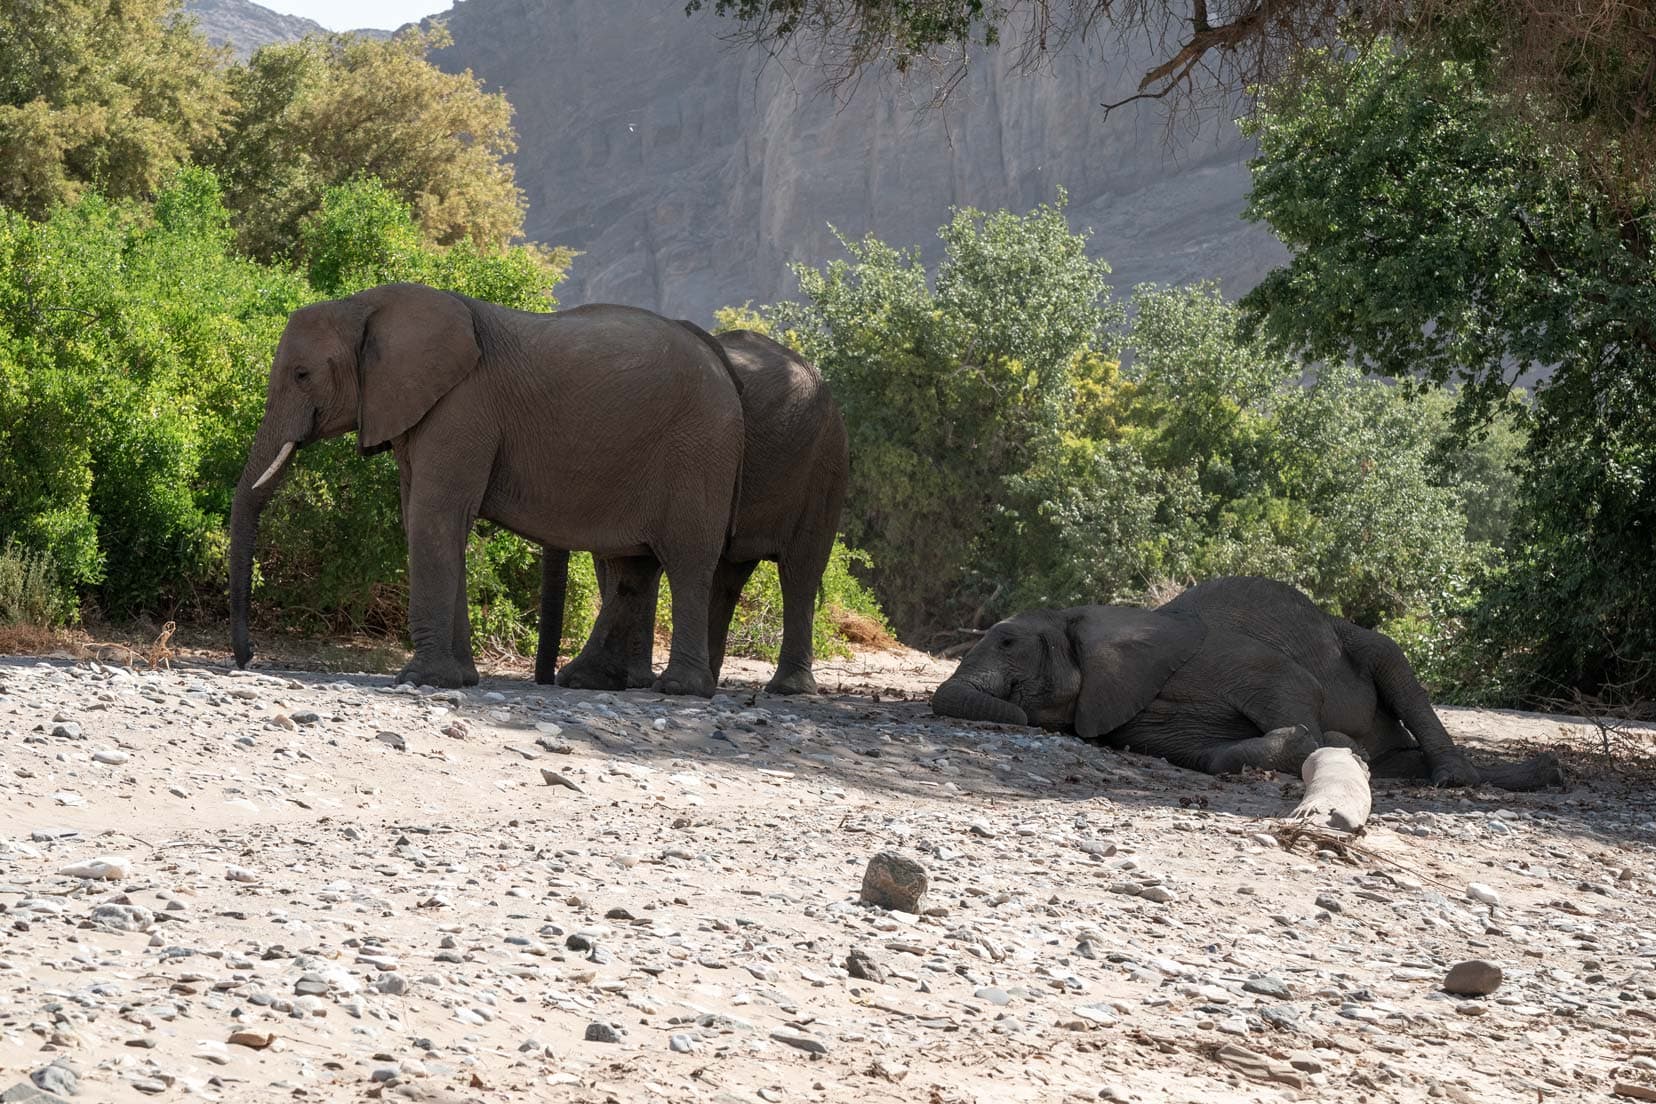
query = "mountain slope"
xmin=185 ymin=0 xmax=387 ymax=57
xmin=431 ymin=0 xmax=1286 ymax=319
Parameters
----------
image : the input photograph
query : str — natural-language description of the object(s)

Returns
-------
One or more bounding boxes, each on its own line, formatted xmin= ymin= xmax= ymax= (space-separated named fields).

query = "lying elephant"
xmin=931 ymin=576 xmax=1562 ymax=790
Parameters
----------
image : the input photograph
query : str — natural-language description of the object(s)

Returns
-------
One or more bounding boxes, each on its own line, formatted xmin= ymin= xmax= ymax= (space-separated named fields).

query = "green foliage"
xmin=0 ymin=0 xmax=228 ymax=217
xmin=0 ymin=540 xmax=69 ymax=627
xmin=0 ymin=168 xmax=307 ymax=615
xmin=205 ymin=27 xmax=526 ymax=261
xmin=767 ymin=192 xmax=1121 ymax=637
xmin=1243 ymin=41 xmax=1656 ymax=703
xmin=724 ymin=540 xmax=891 ymax=662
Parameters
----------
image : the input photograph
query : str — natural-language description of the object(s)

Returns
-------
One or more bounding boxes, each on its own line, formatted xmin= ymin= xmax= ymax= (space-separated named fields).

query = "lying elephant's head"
xmin=931 ymin=605 xmax=1206 ymax=740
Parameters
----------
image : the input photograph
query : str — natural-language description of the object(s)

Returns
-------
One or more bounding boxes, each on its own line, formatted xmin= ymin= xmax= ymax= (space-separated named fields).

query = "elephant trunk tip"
xmin=931 ymin=678 xmax=1030 ymax=727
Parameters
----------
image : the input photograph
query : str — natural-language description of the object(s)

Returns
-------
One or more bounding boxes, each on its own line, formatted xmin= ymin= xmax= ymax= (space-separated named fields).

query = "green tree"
xmin=1241 ymin=42 xmax=1656 ymax=702
xmin=767 ymin=194 xmax=1121 ymax=637
xmin=205 ymin=27 xmax=525 ymax=261
xmin=0 ymin=0 xmax=227 ymax=216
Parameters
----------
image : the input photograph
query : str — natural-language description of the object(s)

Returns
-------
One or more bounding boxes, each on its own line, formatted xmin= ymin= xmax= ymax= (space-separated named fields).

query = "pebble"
xmin=1443 ymin=960 xmax=1503 ymax=996
xmin=584 ymin=1022 xmax=621 ymax=1044
xmin=1466 ymin=882 xmax=1501 ymax=907
xmin=57 ymin=856 xmax=131 ymax=881
xmin=770 ymin=1030 xmax=831 ymax=1055
xmin=860 ymin=851 xmax=928 ymax=914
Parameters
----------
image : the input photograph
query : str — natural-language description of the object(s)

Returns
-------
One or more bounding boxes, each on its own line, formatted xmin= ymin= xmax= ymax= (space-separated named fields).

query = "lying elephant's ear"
xmin=1067 ymin=606 xmax=1206 ymax=740
xmin=354 ymin=284 xmax=482 ymax=456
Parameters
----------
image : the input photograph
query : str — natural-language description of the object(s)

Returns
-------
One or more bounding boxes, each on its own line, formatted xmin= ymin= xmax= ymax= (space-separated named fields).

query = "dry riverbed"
xmin=1 ymin=647 xmax=1655 ymax=1103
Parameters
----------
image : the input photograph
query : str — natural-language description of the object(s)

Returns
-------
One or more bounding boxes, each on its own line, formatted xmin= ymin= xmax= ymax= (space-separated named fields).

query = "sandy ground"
xmin=1 ymin=643 xmax=1655 ymax=1104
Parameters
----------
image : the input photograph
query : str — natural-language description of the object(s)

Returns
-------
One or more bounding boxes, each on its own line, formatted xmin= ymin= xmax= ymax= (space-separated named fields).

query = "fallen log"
xmin=1284 ymin=746 xmax=1371 ymax=833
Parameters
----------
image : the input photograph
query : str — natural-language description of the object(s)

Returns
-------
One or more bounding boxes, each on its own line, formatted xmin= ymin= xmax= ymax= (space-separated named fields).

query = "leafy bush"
xmin=723 ymin=540 xmax=891 ymax=662
xmin=0 ymin=541 xmax=69 ymax=627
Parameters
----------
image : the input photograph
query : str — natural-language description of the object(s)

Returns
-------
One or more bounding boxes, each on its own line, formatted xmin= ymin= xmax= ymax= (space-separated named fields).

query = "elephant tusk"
xmin=251 ymin=441 xmax=296 ymax=490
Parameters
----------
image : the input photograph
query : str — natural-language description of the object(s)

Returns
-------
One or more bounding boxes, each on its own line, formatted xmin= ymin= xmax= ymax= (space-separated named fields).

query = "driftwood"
xmin=1284 ymin=746 xmax=1371 ymax=833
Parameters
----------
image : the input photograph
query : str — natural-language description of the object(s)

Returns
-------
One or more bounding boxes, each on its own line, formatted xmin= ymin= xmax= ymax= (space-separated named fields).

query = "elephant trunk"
xmin=229 ymin=423 xmax=297 ymax=668
xmin=931 ymin=676 xmax=1029 ymax=727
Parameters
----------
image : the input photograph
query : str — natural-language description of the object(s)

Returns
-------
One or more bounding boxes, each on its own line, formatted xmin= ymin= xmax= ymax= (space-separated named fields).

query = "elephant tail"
xmin=678 ymin=319 xmax=744 ymax=542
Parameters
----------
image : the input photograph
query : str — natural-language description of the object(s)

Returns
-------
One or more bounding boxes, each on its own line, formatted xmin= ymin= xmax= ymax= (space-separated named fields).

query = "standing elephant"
xmin=931 ymin=576 xmax=1563 ymax=790
xmin=229 ymin=282 xmax=744 ymax=695
xmin=537 ymin=328 xmax=849 ymax=695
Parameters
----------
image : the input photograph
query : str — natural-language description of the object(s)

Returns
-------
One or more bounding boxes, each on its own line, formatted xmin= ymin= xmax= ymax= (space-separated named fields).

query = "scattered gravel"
xmin=0 ymin=649 xmax=1652 ymax=1103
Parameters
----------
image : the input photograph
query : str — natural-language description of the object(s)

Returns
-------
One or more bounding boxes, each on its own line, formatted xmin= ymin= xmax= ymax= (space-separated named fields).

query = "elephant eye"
xmin=294 ymin=366 xmax=311 ymax=383
xmin=1000 ymin=638 xmax=1014 ymax=648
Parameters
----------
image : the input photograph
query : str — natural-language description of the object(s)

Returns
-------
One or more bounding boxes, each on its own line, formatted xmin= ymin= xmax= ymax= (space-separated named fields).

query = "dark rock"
xmin=860 ymin=851 xmax=928 ymax=914
xmin=1443 ymin=959 xmax=1503 ymax=996
xmin=584 ymin=1022 xmax=621 ymax=1044
xmin=845 ymin=949 xmax=887 ymax=984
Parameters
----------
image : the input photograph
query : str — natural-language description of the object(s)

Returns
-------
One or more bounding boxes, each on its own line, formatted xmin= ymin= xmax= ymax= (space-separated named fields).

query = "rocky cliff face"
xmin=430 ymin=0 xmax=1286 ymax=320
xmin=185 ymin=0 xmax=386 ymax=58
xmin=193 ymin=0 xmax=1287 ymax=320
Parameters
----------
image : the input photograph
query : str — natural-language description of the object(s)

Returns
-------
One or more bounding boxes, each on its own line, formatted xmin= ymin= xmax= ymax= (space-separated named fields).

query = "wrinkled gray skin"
xmin=538 ymin=329 xmax=849 ymax=695
xmin=932 ymin=576 xmax=1564 ymax=790
xmin=229 ymin=282 xmax=744 ymax=695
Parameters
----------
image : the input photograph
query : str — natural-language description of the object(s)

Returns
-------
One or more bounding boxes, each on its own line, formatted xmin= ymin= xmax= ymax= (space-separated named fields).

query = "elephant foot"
xmin=556 ymin=653 xmax=630 ymax=691
xmin=765 ymin=665 xmax=818 ymax=696
xmin=626 ymin=666 xmax=656 ymax=690
xmin=396 ymin=654 xmax=469 ymax=689
xmin=1429 ymin=751 xmax=1481 ymax=788
xmin=460 ymin=660 xmax=480 ymax=687
xmin=653 ymin=663 xmax=715 ymax=698
xmin=533 ymin=657 xmax=559 ymax=686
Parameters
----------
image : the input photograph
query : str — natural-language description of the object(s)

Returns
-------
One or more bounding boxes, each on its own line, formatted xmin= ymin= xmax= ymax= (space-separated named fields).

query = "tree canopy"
xmin=0 ymin=0 xmax=228 ymax=216
xmin=205 ymin=26 xmax=526 ymax=261
xmin=1241 ymin=42 xmax=1656 ymax=704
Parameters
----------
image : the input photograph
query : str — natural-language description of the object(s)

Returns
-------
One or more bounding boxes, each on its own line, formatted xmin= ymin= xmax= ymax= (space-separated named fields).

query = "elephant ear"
xmin=354 ymin=284 xmax=482 ymax=455
xmin=1067 ymin=606 xmax=1207 ymax=740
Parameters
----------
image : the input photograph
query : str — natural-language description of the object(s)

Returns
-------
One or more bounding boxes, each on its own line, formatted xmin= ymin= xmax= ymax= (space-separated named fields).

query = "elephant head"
xmin=229 ymin=283 xmax=482 ymax=668
xmin=931 ymin=605 xmax=1207 ymax=739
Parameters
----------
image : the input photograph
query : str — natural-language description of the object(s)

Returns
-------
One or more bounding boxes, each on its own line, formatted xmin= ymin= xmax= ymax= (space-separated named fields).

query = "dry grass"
xmin=829 ymin=605 xmax=897 ymax=650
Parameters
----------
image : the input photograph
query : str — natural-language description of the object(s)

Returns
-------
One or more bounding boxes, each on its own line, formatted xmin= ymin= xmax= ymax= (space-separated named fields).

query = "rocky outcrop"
xmin=195 ymin=0 xmax=1287 ymax=320
xmin=430 ymin=0 xmax=1286 ymax=319
xmin=185 ymin=0 xmax=387 ymax=58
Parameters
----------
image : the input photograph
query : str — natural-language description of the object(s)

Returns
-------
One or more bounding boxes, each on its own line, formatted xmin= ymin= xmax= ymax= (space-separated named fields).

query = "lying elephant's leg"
xmin=1198 ymin=725 xmax=1322 ymax=774
xmin=1369 ymin=745 xmax=1564 ymax=790
xmin=1336 ymin=621 xmax=1477 ymax=787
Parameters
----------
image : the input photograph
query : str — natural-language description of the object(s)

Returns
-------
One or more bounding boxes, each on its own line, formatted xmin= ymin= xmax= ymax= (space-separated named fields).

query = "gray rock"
xmin=28 ymin=1063 xmax=76 ymax=1098
xmin=845 ymin=949 xmax=887 ymax=984
xmin=88 ymin=904 xmax=153 ymax=933
xmin=769 ymin=1030 xmax=830 ymax=1055
xmin=584 ymin=1022 xmax=621 ymax=1044
xmin=860 ymin=851 xmax=928 ymax=914
xmin=1443 ymin=959 xmax=1503 ymax=996
xmin=669 ymin=1033 xmax=695 ymax=1053
xmin=50 ymin=723 xmax=81 ymax=740
xmin=2 ymin=1082 xmax=72 ymax=1103
xmin=974 ymin=986 xmax=1012 ymax=1006
xmin=375 ymin=732 xmax=406 ymax=751
xmin=1243 ymin=976 xmax=1293 ymax=1000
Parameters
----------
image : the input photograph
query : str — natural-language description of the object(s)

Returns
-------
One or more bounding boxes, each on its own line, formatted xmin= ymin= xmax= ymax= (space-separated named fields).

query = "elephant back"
xmin=1164 ymin=576 xmax=1345 ymax=672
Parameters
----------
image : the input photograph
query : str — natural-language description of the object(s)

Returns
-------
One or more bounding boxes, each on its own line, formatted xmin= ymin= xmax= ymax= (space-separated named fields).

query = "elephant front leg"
xmin=707 ymin=559 xmax=757 ymax=690
xmin=396 ymin=498 xmax=473 ymax=690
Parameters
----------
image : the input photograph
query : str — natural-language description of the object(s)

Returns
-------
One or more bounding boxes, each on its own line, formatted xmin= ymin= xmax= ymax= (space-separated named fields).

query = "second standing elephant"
xmin=538 ymin=329 xmax=849 ymax=695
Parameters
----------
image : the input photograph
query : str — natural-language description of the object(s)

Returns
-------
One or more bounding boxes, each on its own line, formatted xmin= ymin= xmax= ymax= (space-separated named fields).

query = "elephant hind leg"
xmin=707 ymin=559 xmax=758 ymax=687
xmin=558 ymin=555 xmax=657 ymax=692
xmin=768 ymin=531 xmax=836 ymax=696
xmin=1369 ymin=746 xmax=1565 ymax=790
